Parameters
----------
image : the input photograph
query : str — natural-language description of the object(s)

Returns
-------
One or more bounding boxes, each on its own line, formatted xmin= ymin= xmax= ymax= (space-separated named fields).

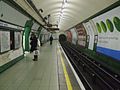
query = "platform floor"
xmin=0 ymin=41 xmax=81 ymax=90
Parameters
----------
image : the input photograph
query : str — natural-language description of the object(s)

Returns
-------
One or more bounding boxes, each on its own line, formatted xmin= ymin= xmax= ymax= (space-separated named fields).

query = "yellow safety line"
xmin=58 ymin=48 xmax=73 ymax=90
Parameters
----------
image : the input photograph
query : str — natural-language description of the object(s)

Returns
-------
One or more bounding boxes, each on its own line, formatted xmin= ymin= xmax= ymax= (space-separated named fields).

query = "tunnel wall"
xmin=0 ymin=21 xmax=24 ymax=72
xmin=0 ymin=1 xmax=30 ymax=72
xmin=0 ymin=1 xmax=29 ymax=27
xmin=66 ymin=4 xmax=120 ymax=73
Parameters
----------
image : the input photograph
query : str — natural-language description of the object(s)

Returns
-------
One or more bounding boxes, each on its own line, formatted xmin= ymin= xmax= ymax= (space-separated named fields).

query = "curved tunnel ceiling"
xmin=15 ymin=0 xmax=119 ymax=31
xmin=32 ymin=0 xmax=118 ymax=31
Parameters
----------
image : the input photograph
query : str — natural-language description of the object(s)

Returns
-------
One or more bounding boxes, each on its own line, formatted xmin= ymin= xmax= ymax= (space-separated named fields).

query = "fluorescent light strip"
xmin=58 ymin=0 xmax=67 ymax=26
xmin=63 ymin=0 xmax=67 ymax=3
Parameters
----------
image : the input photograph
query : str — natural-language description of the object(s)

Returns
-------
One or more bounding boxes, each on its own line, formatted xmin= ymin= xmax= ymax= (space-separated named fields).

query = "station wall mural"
xmin=75 ymin=24 xmax=87 ymax=47
xmin=66 ymin=31 xmax=72 ymax=42
xmin=92 ymin=6 xmax=120 ymax=61
xmin=70 ymin=28 xmax=78 ymax=45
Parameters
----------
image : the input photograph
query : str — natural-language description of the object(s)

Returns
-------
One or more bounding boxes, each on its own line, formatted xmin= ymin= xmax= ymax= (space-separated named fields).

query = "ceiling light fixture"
xmin=63 ymin=0 xmax=67 ymax=4
xmin=62 ymin=0 xmax=67 ymax=9
xmin=39 ymin=9 xmax=43 ymax=13
xmin=58 ymin=0 xmax=68 ymax=27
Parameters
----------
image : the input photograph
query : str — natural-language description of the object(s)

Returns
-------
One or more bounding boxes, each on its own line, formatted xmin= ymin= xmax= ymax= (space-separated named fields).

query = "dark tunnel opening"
xmin=59 ymin=34 xmax=67 ymax=42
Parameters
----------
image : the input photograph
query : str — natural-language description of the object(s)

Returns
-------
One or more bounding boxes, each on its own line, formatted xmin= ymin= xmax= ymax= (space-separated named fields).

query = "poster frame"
xmin=14 ymin=31 xmax=21 ymax=49
xmin=0 ymin=27 xmax=10 ymax=53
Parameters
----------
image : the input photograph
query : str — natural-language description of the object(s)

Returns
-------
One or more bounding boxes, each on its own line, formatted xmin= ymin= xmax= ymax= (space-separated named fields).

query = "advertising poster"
xmin=75 ymin=24 xmax=87 ymax=47
xmin=83 ymin=22 xmax=95 ymax=50
xmin=92 ymin=6 xmax=120 ymax=61
xmin=70 ymin=28 xmax=77 ymax=45
xmin=0 ymin=30 xmax=10 ymax=52
xmin=66 ymin=31 xmax=72 ymax=42
xmin=14 ymin=32 xmax=21 ymax=49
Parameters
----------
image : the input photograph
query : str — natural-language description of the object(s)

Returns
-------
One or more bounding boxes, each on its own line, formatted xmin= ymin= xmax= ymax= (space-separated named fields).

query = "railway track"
xmin=60 ymin=42 xmax=120 ymax=90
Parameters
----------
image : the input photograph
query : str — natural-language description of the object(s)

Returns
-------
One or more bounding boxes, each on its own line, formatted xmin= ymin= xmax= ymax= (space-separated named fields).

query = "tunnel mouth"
xmin=59 ymin=34 xmax=67 ymax=42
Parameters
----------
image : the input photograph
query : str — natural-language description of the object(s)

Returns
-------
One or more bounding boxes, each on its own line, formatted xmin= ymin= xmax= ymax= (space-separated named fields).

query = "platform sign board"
xmin=92 ymin=6 xmax=120 ymax=61
xmin=0 ymin=30 xmax=10 ymax=53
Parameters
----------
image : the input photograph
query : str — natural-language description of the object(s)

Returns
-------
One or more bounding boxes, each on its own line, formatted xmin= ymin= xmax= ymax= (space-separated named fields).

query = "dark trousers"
xmin=30 ymin=46 xmax=36 ymax=52
xmin=33 ymin=55 xmax=38 ymax=61
xmin=50 ymin=41 xmax=52 ymax=45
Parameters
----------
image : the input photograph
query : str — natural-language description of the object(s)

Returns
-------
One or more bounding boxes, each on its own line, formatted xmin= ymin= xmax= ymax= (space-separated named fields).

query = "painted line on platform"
xmin=59 ymin=45 xmax=86 ymax=90
xmin=58 ymin=48 xmax=73 ymax=90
